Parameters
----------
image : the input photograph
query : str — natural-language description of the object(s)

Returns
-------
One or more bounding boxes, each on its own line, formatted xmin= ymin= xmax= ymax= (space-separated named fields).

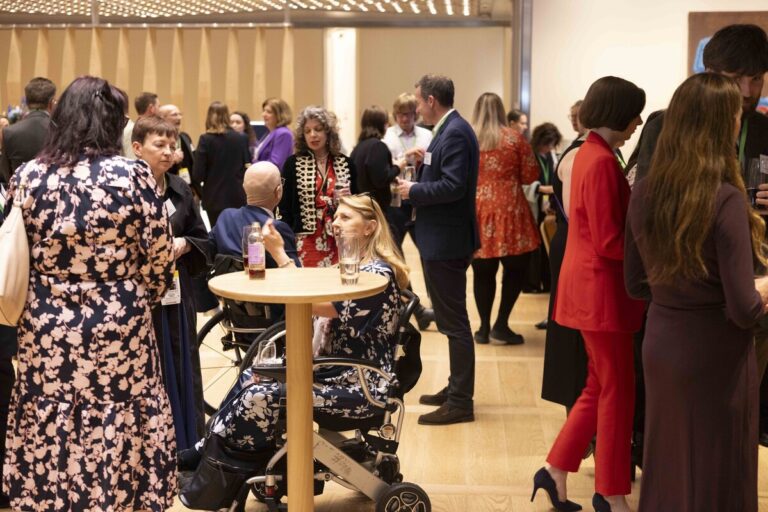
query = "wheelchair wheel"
xmin=197 ymin=309 xmax=249 ymax=416
xmin=375 ymin=482 xmax=431 ymax=512
xmin=239 ymin=321 xmax=286 ymax=372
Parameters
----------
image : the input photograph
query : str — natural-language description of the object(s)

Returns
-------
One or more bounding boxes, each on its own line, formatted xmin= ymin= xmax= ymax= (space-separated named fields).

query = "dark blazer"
xmin=635 ymin=109 xmax=768 ymax=182
xmin=209 ymin=205 xmax=300 ymax=269
xmin=0 ymin=110 xmax=50 ymax=184
xmin=408 ymin=110 xmax=480 ymax=261
xmin=169 ymin=132 xmax=201 ymax=197
xmin=192 ymin=129 xmax=251 ymax=214
xmin=350 ymin=138 xmax=400 ymax=208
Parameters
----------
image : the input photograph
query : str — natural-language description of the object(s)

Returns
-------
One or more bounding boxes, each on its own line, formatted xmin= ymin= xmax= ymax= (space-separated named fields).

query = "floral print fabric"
xmin=209 ymin=260 xmax=400 ymax=451
xmin=296 ymin=164 xmax=339 ymax=268
xmin=3 ymin=156 xmax=177 ymax=511
xmin=475 ymin=127 xmax=541 ymax=259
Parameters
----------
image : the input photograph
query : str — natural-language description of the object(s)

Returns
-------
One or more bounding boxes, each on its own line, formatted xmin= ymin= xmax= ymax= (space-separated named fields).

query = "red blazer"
xmin=553 ymin=132 xmax=645 ymax=333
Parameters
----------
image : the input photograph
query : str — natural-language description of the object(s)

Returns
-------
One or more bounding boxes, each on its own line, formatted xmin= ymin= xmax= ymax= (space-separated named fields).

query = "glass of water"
xmin=336 ymin=234 xmax=360 ymax=285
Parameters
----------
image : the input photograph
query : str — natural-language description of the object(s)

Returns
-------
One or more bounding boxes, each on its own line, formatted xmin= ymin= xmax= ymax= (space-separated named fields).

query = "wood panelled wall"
xmin=0 ymin=27 xmax=325 ymax=143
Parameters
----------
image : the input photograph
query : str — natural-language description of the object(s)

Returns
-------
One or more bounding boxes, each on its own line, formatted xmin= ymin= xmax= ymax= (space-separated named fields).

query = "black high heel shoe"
xmin=592 ymin=493 xmax=611 ymax=512
xmin=530 ymin=467 xmax=583 ymax=511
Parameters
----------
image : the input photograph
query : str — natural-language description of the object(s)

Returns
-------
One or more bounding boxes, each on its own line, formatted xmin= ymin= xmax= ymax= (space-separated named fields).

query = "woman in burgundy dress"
xmin=280 ymin=106 xmax=356 ymax=267
xmin=625 ymin=72 xmax=768 ymax=512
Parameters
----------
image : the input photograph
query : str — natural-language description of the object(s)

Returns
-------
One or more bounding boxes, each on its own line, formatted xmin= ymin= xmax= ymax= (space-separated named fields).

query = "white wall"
xmin=531 ymin=0 xmax=768 ymax=153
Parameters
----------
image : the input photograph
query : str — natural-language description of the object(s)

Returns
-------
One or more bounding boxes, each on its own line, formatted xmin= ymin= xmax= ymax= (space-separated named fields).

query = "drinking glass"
xmin=336 ymin=234 xmax=360 ymax=285
xmin=747 ymin=158 xmax=763 ymax=209
xmin=403 ymin=165 xmax=416 ymax=182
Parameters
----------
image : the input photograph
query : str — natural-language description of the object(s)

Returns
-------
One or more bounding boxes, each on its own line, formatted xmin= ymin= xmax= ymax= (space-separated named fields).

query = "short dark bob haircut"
xmin=358 ymin=105 xmax=388 ymax=142
xmin=131 ymin=115 xmax=179 ymax=145
xmin=703 ymin=24 xmax=768 ymax=76
xmin=579 ymin=76 xmax=645 ymax=131
xmin=37 ymin=76 xmax=127 ymax=168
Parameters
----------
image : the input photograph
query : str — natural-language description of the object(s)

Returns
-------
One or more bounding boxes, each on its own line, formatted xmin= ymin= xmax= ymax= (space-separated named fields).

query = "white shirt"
xmin=382 ymin=125 xmax=433 ymax=162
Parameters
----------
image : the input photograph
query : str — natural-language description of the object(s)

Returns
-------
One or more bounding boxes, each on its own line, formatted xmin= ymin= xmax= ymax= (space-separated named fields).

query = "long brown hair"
xmin=471 ymin=92 xmax=507 ymax=151
xmin=643 ymin=72 xmax=766 ymax=284
xmin=205 ymin=101 xmax=230 ymax=134
xmin=338 ymin=194 xmax=410 ymax=289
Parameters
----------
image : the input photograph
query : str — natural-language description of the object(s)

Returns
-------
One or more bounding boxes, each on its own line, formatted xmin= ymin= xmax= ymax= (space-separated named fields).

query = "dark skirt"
xmin=541 ymin=221 xmax=588 ymax=407
xmin=638 ymin=303 xmax=758 ymax=512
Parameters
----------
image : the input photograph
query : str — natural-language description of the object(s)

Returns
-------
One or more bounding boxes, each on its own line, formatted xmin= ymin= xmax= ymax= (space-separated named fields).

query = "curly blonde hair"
xmin=294 ymin=106 xmax=343 ymax=156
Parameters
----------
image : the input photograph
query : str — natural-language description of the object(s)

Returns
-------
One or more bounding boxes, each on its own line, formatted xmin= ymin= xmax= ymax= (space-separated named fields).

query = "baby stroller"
xmin=180 ymin=290 xmax=431 ymax=512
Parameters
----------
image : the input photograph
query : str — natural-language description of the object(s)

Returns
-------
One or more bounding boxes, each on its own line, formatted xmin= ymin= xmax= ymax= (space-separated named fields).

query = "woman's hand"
xmin=539 ymin=185 xmax=554 ymax=195
xmin=173 ymin=237 xmax=190 ymax=259
xmin=262 ymin=220 xmax=293 ymax=267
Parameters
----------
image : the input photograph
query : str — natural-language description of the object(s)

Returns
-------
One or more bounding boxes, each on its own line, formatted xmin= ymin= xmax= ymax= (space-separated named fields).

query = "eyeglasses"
xmin=352 ymin=191 xmax=376 ymax=211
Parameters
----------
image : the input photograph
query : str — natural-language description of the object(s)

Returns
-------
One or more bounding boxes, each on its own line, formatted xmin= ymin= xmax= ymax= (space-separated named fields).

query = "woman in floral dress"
xmin=279 ymin=106 xmax=357 ymax=268
xmin=200 ymin=194 xmax=407 ymax=451
xmin=3 ymin=76 xmax=176 ymax=511
xmin=470 ymin=92 xmax=541 ymax=345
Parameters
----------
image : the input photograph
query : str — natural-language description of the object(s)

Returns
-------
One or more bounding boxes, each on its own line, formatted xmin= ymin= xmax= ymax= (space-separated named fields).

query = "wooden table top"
xmin=208 ymin=267 xmax=389 ymax=304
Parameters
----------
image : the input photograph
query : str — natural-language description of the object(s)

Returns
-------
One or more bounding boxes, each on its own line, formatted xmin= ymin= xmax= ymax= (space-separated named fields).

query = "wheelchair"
xmin=197 ymin=254 xmax=279 ymax=415
xmin=181 ymin=290 xmax=431 ymax=512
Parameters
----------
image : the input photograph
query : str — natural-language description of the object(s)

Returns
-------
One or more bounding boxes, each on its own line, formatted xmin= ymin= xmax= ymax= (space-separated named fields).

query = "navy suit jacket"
xmin=208 ymin=205 xmax=300 ymax=268
xmin=409 ymin=110 xmax=480 ymax=261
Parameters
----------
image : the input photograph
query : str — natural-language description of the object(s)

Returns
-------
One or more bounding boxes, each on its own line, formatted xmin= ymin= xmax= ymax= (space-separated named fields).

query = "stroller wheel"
xmin=375 ymin=482 xmax=430 ymax=512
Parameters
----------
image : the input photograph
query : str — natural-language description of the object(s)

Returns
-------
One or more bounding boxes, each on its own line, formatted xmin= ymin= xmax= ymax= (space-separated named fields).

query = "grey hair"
xmin=294 ymin=106 xmax=342 ymax=156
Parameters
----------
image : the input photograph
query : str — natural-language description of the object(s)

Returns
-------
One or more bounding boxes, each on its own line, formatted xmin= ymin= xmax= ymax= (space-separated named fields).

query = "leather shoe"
xmin=418 ymin=404 xmax=474 ymax=425
xmin=416 ymin=308 xmax=435 ymax=330
xmin=535 ymin=319 xmax=548 ymax=330
xmin=490 ymin=326 xmax=524 ymax=345
xmin=419 ymin=387 xmax=448 ymax=406
xmin=760 ymin=430 xmax=768 ymax=448
xmin=474 ymin=329 xmax=489 ymax=344
xmin=0 ymin=493 xmax=10 ymax=508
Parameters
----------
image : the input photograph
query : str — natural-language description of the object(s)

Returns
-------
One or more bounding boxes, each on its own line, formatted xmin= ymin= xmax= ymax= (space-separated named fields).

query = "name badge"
xmin=424 ymin=152 xmax=432 ymax=166
xmin=161 ymin=270 xmax=182 ymax=306
xmin=164 ymin=198 xmax=176 ymax=217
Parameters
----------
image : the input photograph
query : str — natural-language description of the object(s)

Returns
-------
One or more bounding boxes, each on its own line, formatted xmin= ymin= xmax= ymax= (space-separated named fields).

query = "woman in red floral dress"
xmin=471 ymin=93 xmax=541 ymax=345
xmin=280 ymin=106 xmax=356 ymax=267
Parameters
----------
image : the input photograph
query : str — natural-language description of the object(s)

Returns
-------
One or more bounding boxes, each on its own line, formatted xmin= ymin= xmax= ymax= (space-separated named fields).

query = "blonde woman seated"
xmin=190 ymin=194 xmax=408 ymax=457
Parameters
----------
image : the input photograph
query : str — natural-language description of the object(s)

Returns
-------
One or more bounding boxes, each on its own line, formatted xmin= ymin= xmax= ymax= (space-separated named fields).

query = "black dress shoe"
xmin=0 ymin=493 xmax=10 ymax=508
xmin=474 ymin=329 xmax=489 ymax=344
xmin=530 ymin=467 xmax=582 ymax=511
xmin=535 ymin=319 xmax=548 ymax=330
xmin=490 ymin=326 xmax=524 ymax=345
xmin=592 ymin=493 xmax=611 ymax=512
xmin=419 ymin=387 xmax=448 ymax=406
xmin=418 ymin=404 xmax=474 ymax=425
xmin=760 ymin=430 xmax=768 ymax=448
xmin=416 ymin=308 xmax=435 ymax=331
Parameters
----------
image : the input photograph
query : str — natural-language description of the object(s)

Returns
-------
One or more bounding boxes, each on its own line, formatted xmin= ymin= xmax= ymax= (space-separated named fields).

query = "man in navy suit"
xmin=397 ymin=74 xmax=480 ymax=425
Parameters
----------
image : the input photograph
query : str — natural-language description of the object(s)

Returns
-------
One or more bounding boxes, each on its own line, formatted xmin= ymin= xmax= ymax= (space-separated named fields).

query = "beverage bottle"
xmin=247 ymin=222 xmax=266 ymax=279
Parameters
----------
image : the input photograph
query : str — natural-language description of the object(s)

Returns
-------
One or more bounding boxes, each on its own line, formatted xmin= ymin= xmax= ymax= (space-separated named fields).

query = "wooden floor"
xmin=173 ymin=237 xmax=768 ymax=512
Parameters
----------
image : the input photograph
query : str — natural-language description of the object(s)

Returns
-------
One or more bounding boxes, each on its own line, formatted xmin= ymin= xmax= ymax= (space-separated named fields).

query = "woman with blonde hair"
xmin=625 ymin=72 xmax=768 ymax=512
xmin=280 ymin=106 xmax=357 ymax=267
xmin=471 ymin=92 xmax=540 ymax=345
xmin=192 ymin=101 xmax=251 ymax=226
xmin=255 ymin=97 xmax=294 ymax=170
xmin=184 ymin=193 xmax=407 ymax=466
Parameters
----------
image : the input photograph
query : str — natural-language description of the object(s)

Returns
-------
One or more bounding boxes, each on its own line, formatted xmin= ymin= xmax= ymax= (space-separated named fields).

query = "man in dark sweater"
xmin=634 ymin=24 xmax=768 ymax=447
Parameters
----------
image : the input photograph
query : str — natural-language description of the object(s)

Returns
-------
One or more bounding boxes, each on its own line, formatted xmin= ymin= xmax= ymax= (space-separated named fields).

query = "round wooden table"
xmin=208 ymin=267 xmax=388 ymax=510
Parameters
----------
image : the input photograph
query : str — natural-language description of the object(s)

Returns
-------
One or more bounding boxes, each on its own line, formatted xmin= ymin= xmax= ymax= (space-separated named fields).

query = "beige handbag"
xmin=0 ymin=180 xmax=29 ymax=326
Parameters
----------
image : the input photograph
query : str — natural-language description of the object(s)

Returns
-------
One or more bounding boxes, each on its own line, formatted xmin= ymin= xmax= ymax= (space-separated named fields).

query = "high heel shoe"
xmin=592 ymin=493 xmax=610 ymax=512
xmin=530 ymin=467 xmax=583 ymax=511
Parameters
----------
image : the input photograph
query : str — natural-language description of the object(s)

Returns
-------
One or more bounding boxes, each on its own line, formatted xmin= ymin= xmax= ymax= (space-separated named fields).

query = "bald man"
xmin=159 ymin=104 xmax=197 ymax=194
xmin=208 ymin=161 xmax=299 ymax=269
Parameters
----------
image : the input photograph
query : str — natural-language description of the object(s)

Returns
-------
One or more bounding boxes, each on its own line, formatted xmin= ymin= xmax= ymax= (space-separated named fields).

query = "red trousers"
xmin=547 ymin=330 xmax=635 ymax=496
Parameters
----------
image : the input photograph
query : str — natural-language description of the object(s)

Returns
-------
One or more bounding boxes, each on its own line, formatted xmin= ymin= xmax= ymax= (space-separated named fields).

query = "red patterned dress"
xmin=475 ymin=127 xmax=541 ymax=259
xmin=297 ymin=162 xmax=339 ymax=268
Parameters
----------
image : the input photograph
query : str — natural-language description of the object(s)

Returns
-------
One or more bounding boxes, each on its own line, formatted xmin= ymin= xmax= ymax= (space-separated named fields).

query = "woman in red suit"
xmin=531 ymin=76 xmax=646 ymax=512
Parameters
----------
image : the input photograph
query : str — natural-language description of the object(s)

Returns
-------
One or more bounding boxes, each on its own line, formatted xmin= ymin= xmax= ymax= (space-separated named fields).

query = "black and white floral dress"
xmin=4 ymin=156 xmax=177 ymax=511
xmin=209 ymin=260 xmax=401 ymax=450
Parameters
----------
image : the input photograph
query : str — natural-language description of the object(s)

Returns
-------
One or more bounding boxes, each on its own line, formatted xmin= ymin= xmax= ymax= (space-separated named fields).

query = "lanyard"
xmin=615 ymin=151 xmax=626 ymax=169
xmin=399 ymin=131 xmax=416 ymax=155
xmin=537 ymin=155 xmax=550 ymax=184
xmin=738 ymin=118 xmax=749 ymax=166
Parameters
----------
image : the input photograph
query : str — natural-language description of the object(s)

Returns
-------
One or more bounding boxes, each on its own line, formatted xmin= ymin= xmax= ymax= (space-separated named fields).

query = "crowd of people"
xmin=0 ymin=21 xmax=767 ymax=512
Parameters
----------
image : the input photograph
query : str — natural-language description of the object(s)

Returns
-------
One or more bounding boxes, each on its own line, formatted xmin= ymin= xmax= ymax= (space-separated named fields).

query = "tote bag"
xmin=0 ymin=181 xmax=29 ymax=326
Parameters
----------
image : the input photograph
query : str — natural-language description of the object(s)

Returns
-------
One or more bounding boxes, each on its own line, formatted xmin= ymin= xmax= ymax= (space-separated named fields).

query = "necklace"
xmin=314 ymin=152 xmax=329 ymax=176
